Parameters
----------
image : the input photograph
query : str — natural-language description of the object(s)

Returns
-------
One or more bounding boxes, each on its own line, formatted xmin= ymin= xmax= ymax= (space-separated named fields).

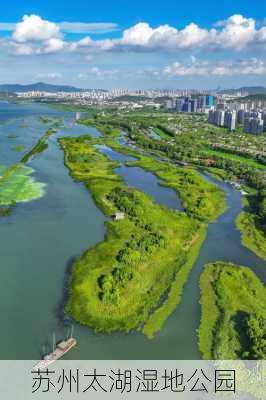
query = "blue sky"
xmin=0 ymin=0 xmax=265 ymax=89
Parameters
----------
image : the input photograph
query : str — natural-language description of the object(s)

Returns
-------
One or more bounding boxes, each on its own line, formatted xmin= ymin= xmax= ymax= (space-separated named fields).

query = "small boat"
xmin=33 ymin=329 xmax=77 ymax=371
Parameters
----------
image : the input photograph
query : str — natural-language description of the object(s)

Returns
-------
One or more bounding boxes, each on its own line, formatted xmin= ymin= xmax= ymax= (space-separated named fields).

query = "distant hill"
xmin=219 ymin=86 xmax=266 ymax=95
xmin=239 ymin=94 xmax=266 ymax=102
xmin=0 ymin=82 xmax=107 ymax=93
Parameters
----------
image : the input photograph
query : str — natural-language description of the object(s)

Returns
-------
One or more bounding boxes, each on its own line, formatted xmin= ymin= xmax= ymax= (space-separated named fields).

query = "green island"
xmin=236 ymin=191 xmax=266 ymax=260
xmin=39 ymin=115 xmax=52 ymax=124
xmin=21 ymin=127 xmax=56 ymax=163
xmin=7 ymin=133 xmax=18 ymax=139
xmin=236 ymin=213 xmax=266 ymax=260
xmin=198 ymin=262 xmax=266 ymax=359
xmin=60 ymin=135 xmax=225 ymax=336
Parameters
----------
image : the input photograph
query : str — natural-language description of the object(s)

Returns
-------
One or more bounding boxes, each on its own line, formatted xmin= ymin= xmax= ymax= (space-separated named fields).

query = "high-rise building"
xmin=190 ymin=99 xmax=198 ymax=113
xmin=176 ymin=99 xmax=185 ymax=112
xmin=237 ymin=109 xmax=245 ymax=124
xmin=224 ymin=111 xmax=236 ymax=131
xmin=199 ymin=96 xmax=207 ymax=109
xmin=212 ymin=110 xmax=225 ymax=126
xmin=208 ymin=109 xmax=225 ymax=127
xmin=206 ymin=95 xmax=214 ymax=107
xmin=183 ymin=98 xmax=192 ymax=112
xmin=244 ymin=117 xmax=264 ymax=134
xmin=165 ymin=99 xmax=174 ymax=110
xmin=208 ymin=109 xmax=215 ymax=124
xmin=263 ymin=111 xmax=266 ymax=131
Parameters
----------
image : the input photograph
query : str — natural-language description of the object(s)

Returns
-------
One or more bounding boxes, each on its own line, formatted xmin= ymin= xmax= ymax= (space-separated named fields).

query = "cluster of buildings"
xmin=208 ymin=102 xmax=266 ymax=134
xmin=241 ymin=111 xmax=265 ymax=134
xmin=14 ymin=87 xmax=266 ymax=134
xmin=16 ymin=88 xmax=211 ymax=102
xmin=165 ymin=95 xmax=215 ymax=113
xmin=16 ymin=88 xmax=219 ymax=110
xmin=208 ymin=109 xmax=237 ymax=131
xmin=16 ymin=89 xmax=111 ymax=102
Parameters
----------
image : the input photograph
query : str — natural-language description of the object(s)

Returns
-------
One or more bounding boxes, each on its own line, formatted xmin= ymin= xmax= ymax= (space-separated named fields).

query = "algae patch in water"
xmin=12 ymin=144 xmax=25 ymax=152
xmin=0 ymin=164 xmax=45 ymax=205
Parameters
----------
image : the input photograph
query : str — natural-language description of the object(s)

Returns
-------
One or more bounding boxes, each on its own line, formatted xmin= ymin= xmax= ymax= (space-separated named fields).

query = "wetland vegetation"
xmin=79 ymin=110 xmax=265 ymax=261
xmin=60 ymin=134 xmax=226 ymax=335
xmin=199 ymin=262 xmax=266 ymax=359
xmin=1 ymin=100 xmax=264 ymax=360
xmin=236 ymin=190 xmax=266 ymax=260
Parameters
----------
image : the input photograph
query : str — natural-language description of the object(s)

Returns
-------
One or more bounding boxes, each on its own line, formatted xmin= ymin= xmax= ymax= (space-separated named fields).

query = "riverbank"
xmin=236 ymin=212 xmax=266 ymax=260
xmin=198 ymin=262 xmax=266 ymax=359
xmin=60 ymin=135 xmax=226 ymax=336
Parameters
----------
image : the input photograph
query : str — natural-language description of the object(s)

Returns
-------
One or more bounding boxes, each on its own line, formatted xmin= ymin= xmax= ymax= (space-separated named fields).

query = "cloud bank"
xmin=1 ymin=13 xmax=266 ymax=56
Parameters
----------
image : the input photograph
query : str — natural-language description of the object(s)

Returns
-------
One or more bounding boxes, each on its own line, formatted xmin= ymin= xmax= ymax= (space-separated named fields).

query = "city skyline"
xmin=0 ymin=1 xmax=266 ymax=89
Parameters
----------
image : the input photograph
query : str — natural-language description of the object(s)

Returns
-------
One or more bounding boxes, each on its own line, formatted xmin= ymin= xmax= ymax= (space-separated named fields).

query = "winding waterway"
xmin=0 ymin=102 xmax=265 ymax=360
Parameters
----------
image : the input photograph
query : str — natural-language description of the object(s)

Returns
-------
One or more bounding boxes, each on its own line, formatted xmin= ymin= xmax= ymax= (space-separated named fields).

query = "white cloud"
xmin=97 ymin=14 xmax=263 ymax=52
xmin=77 ymin=58 xmax=266 ymax=82
xmin=58 ymin=22 xmax=119 ymax=34
xmin=9 ymin=15 xmax=66 ymax=55
xmin=36 ymin=72 xmax=62 ymax=79
xmin=163 ymin=58 xmax=266 ymax=77
xmin=163 ymin=61 xmax=209 ymax=76
xmin=78 ymin=66 xmax=119 ymax=80
xmin=213 ymin=14 xmax=256 ymax=50
xmin=121 ymin=23 xmax=155 ymax=46
xmin=118 ymin=22 xmax=210 ymax=50
xmin=40 ymin=38 xmax=65 ymax=54
xmin=256 ymin=26 xmax=266 ymax=43
xmin=2 ymin=13 xmax=266 ymax=57
xmin=0 ymin=21 xmax=119 ymax=35
xmin=11 ymin=38 xmax=65 ymax=55
xmin=12 ymin=42 xmax=34 ymax=55
xmin=173 ymin=23 xmax=211 ymax=49
xmin=12 ymin=15 xmax=61 ymax=43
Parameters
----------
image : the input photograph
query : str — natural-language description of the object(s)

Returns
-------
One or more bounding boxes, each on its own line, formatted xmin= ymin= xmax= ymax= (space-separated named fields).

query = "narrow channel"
xmin=96 ymin=144 xmax=183 ymax=211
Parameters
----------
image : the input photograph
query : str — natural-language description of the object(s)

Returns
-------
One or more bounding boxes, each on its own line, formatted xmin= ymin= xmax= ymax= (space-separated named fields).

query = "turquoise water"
xmin=0 ymin=102 xmax=264 ymax=360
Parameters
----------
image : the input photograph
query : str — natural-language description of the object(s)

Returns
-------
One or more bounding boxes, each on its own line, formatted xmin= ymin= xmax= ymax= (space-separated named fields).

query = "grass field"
xmin=199 ymin=262 xmax=266 ymax=359
xmin=202 ymin=147 xmax=265 ymax=170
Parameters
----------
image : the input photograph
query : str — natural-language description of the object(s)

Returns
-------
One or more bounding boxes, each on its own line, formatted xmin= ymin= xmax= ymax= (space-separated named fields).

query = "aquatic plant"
xmin=0 ymin=164 xmax=45 ymax=205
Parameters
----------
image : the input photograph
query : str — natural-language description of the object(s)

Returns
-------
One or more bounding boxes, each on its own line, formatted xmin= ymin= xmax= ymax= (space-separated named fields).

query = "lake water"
xmin=0 ymin=102 xmax=265 ymax=360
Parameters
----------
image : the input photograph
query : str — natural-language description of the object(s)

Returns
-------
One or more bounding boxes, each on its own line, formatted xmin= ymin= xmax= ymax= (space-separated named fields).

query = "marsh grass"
xmin=236 ymin=212 xmax=266 ymax=260
xmin=199 ymin=262 xmax=266 ymax=359
xmin=60 ymin=136 xmax=226 ymax=335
